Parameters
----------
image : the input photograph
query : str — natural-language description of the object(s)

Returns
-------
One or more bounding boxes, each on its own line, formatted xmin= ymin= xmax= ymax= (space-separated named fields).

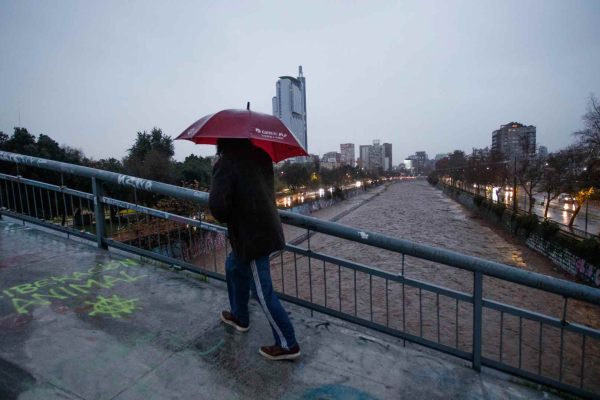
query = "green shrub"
xmin=333 ymin=186 xmax=346 ymax=200
xmin=515 ymin=214 xmax=538 ymax=234
xmin=539 ymin=220 xmax=560 ymax=239
xmin=553 ymin=233 xmax=579 ymax=251
xmin=427 ymin=172 xmax=439 ymax=185
xmin=491 ymin=203 xmax=506 ymax=218
xmin=574 ymin=238 xmax=600 ymax=265
xmin=473 ymin=195 xmax=484 ymax=207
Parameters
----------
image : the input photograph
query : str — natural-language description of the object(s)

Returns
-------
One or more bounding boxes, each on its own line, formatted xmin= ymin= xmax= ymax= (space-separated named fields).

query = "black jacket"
xmin=208 ymin=146 xmax=285 ymax=264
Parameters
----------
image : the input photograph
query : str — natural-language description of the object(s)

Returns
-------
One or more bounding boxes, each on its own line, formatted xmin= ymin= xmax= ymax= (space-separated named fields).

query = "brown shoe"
xmin=220 ymin=311 xmax=249 ymax=332
xmin=259 ymin=343 xmax=301 ymax=360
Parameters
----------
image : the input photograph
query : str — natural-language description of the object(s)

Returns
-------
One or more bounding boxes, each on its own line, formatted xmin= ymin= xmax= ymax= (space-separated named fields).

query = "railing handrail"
xmin=0 ymin=151 xmax=209 ymax=204
xmin=2 ymin=150 xmax=599 ymax=305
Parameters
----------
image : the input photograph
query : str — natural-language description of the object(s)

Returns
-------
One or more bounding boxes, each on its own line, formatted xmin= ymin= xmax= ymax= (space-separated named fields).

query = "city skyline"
xmin=1 ymin=1 xmax=599 ymax=164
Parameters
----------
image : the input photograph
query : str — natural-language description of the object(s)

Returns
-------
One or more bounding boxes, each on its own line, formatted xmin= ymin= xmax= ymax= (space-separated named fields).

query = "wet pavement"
xmin=0 ymin=219 xmax=565 ymax=400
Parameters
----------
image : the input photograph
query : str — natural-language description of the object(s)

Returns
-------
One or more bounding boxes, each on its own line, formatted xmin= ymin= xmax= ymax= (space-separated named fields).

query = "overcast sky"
xmin=1 ymin=1 xmax=599 ymax=163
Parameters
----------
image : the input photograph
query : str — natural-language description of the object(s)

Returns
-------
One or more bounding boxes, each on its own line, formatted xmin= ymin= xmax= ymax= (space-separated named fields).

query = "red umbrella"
xmin=176 ymin=107 xmax=308 ymax=163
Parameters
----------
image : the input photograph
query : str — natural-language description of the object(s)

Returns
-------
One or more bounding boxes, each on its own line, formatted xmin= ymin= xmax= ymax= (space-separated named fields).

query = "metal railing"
xmin=1 ymin=151 xmax=599 ymax=399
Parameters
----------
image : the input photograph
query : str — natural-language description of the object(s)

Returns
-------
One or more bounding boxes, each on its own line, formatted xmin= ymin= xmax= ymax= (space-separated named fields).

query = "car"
xmin=558 ymin=193 xmax=574 ymax=203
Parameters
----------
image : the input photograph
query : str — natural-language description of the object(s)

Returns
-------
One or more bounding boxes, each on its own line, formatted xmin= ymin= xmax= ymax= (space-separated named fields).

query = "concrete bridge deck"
xmin=0 ymin=220 xmax=564 ymax=400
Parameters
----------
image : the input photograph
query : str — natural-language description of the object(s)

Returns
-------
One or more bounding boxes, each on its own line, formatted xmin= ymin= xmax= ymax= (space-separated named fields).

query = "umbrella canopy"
xmin=176 ymin=109 xmax=308 ymax=163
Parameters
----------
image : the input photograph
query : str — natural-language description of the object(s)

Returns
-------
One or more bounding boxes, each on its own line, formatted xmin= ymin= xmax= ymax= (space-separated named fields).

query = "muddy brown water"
xmin=196 ymin=180 xmax=600 ymax=393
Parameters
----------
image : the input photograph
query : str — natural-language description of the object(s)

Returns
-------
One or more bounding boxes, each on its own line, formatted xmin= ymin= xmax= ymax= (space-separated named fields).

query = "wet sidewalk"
xmin=0 ymin=220 xmax=563 ymax=400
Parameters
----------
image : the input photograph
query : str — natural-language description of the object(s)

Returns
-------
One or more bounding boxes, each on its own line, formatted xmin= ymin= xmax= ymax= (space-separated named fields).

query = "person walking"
xmin=209 ymin=138 xmax=300 ymax=360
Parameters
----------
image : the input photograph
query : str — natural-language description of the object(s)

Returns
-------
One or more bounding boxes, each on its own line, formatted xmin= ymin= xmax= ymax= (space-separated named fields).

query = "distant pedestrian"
xmin=209 ymin=138 xmax=300 ymax=360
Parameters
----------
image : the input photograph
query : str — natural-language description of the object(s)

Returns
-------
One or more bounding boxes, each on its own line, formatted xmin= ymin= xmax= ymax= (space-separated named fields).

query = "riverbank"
xmin=435 ymin=182 xmax=600 ymax=287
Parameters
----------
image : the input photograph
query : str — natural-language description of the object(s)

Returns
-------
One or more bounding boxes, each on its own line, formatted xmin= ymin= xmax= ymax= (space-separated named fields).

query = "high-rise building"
xmin=406 ymin=151 xmax=428 ymax=175
xmin=383 ymin=143 xmax=392 ymax=171
xmin=340 ymin=143 xmax=355 ymax=167
xmin=491 ymin=122 xmax=536 ymax=160
xmin=471 ymin=147 xmax=490 ymax=158
xmin=368 ymin=140 xmax=383 ymax=171
xmin=322 ymin=151 xmax=341 ymax=163
xmin=272 ymin=66 xmax=308 ymax=152
xmin=321 ymin=151 xmax=341 ymax=170
xmin=414 ymin=151 xmax=428 ymax=175
xmin=359 ymin=145 xmax=371 ymax=169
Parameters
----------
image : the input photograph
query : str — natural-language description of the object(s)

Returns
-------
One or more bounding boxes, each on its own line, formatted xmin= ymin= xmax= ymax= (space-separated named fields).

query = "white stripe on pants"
xmin=250 ymin=259 xmax=288 ymax=349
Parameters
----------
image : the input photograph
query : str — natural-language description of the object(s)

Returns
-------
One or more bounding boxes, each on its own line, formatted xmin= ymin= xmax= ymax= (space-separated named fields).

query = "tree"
xmin=447 ymin=150 xmax=467 ymax=188
xmin=127 ymin=127 xmax=174 ymax=161
xmin=487 ymin=151 xmax=509 ymax=190
xmin=280 ymin=162 xmax=311 ymax=190
xmin=0 ymin=131 xmax=8 ymax=148
xmin=176 ymin=154 xmax=212 ymax=188
xmin=4 ymin=127 xmax=37 ymax=155
xmin=123 ymin=127 xmax=175 ymax=184
xmin=574 ymin=94 xmax=600 ymax=158
xmin=435 ymin=151 xmax=466 ymax=187
xmin=515 ymin=155 xmax=545 ymax=214
xmin=36 ymin=134 xmax=63 ymax=160
xmin=558 ymin=147 xmax=594 ymax=228
xmin=573 ymin=94 xmax=600 ymax=205
xmin=539 ymin=153 xmax=564 ymax=219
xmin=465 ymin=153 xmax=487 ymax=196
xmin=61 ymin=146 xmax=85 ymax=165
xmin=87 ymin=157 xmax=124 ymax=173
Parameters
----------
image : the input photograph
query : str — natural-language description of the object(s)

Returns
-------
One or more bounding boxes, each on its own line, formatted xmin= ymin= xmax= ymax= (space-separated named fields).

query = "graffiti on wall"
xmin=526 ymin=234 xmax=600 ymax=287
xmin=0 ymin=258 xmax=147 ymax=316
xmin=575 ymin=258 xmax=600 ymax=286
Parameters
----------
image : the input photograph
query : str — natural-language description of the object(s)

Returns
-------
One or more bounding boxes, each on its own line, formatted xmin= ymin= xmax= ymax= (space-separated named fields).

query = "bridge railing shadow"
xmin=1 ymin=150 xmax=599 ymax=399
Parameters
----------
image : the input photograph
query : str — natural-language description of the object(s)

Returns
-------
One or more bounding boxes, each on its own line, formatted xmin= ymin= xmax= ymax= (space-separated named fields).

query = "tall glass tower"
xmin=272 ymin=66 xmax=307 ymax=152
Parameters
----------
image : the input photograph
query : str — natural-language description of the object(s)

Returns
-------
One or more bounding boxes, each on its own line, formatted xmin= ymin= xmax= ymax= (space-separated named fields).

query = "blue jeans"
xmin=225 ymin=252 xmax=297 ymax=349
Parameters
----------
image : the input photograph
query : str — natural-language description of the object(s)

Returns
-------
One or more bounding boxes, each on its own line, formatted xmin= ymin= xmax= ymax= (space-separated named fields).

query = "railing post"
xmin=92 ymin=177 xmax=107 ymax=250
xmin=473 ymin=271 xmax=483 ymax=372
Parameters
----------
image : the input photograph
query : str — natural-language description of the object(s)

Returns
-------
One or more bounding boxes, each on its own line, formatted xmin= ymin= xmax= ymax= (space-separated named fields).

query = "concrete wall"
xmin=526 ymin=233 xmax=600 ymax=286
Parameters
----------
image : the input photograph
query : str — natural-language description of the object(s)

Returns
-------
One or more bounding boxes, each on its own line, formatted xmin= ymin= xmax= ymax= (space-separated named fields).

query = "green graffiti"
xmin=3 ymin=259 xmax=139 ymax=297
xmin=197 ymin=338 xmax=225 ymax=356
xmin=2 ymin=259 xmax=147 ymax=316
xmin=86 ymin=295 xmax=140 ymax=318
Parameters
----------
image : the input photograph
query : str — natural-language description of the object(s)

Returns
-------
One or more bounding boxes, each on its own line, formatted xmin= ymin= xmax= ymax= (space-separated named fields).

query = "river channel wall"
xmin=282 ymin=186 xmax=368 ymax=216
xmin=437 ymin=183 xmax=600 ymax=287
